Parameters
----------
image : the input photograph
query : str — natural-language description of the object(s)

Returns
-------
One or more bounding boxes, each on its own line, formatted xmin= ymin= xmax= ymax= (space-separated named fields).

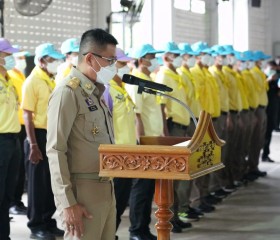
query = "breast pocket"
xmin=84 ymin=112 xmax=106 ymax=142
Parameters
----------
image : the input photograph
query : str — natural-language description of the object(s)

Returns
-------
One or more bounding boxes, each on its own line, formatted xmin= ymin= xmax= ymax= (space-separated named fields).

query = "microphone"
xmin=122 ymin=74 xmax=173 ymax=92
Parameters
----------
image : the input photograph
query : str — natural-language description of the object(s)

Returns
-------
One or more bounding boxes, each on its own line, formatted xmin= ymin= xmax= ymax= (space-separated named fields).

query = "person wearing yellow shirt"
xmin=103 ymin=48 xmax=137 ymax=240
xmin=22 ymin=43 xmax=64 ymax=240
xmin=0 ymin=38 xmax=21 ymax=240
xmin=176 ymin=43 xmax=201 ymax=223
xmin=156 ymin=41 xmax=192 ymax=233
xmin=189 ymin=42 xmax=217 ymax=214
xmin=125 ymin=44 xmax=164 ymax=240
xmin=55 ymin=38 xmax=79 ymax=83
xmin=248 ymin=51 xmax=270 ymax=177
xmin=8 ymin=48 xmax=30 ymax=216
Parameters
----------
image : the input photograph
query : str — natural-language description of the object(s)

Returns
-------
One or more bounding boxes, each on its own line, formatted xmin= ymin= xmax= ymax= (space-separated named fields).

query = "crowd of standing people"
xmin=0 ymin=27 xmax=280 ymax=240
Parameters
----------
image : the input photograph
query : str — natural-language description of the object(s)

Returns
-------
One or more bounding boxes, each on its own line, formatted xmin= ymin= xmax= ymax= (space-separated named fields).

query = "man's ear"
xmin=84 ymin=53 xmax=93 ymax=66
xmin=38 ymin=58 xmax=46 ymax=68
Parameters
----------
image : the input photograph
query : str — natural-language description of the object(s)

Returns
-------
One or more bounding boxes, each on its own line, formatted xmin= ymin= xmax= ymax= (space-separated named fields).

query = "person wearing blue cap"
xmin=21 ymin=43 xmax=64 ymax=239
xmin=156 ymin=41 xmax=192 ymax=233
xmin=56 ymin=38 xmax=80 ymax=82
xmin=0 ymin=38 xmax=21 ymax=240
xmin=248 ymin=51 xmax=270 ymax=177
xmin=8 ymin=46 xmax=30 ymax=216
xmin=125 ymin=43 xmax=163 ymax=240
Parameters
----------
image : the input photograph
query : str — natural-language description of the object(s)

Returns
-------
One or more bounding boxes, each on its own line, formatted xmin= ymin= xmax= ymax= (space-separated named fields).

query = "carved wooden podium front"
xmin=99 ymin=111 xmax=225 ymax=240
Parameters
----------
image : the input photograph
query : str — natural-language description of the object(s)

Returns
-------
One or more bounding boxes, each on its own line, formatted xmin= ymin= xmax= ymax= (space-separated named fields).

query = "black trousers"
xmin=114 ymin=178 xmax=133 ymax=230
xmin=0 ymin=133 xmax=20 ymax=240
xmin=24 ymin=129 xmax=57 ymax=232
xmin=129 ymin=179 xmax=155 ymax=235
xmin=10 ymin=125 xmax=26 ymax=207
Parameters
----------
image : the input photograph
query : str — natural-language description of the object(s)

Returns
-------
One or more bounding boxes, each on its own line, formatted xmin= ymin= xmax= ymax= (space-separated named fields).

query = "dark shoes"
xmin=129 ymin=232 xmax=157 ymax=240
xmin=30 ymin=227 xmax=64 ymax=240
xmin=30 ymin=231 xmax=55 ymax=240
xmin=262 ymin=157 xmax=275 ymax=163
xmin=48 ymin=227 xmax=64 ymax=237
xmin=171 ymin=219 xmax=192 ymax=233
xmin=9 ymin=205 xmax=27 ymax=215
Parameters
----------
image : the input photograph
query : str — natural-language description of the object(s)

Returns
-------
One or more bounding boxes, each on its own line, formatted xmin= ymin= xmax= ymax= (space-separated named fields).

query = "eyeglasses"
xmin=83 ymin=52 xmax=117 ymax=65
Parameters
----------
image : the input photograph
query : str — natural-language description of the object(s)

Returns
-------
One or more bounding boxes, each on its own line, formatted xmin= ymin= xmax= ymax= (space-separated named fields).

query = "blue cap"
xmin=242 ymin=51 xmax=256 ymax=61
xmin=60 ymin=38 xmax=80 ymax=55
xmin=163 ymin=42 xmax=183 ymax=54
xmin=222 ymin=45 xmax=238 ymax=55
xmin=252 ymin=51 xmax=271 ymax=61
xmin=12 ymin=45 xmax=30 ymax=57
xmin=191 ymin=41 xmax=213 ymax=54
xmin=34 ymin=43 xmax=64 ymax=64
xmin=235 ymin=51 xmax=247 ymax=61
xmin=211 ymin=45 xmax=232 ymax=56
xmin=131 ymin=44 xmax=163 ymax=58
xmin=178 ymin=43 xmax=199 ymax=56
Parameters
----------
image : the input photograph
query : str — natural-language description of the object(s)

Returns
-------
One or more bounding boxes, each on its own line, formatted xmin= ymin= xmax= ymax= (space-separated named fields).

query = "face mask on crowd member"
xmin=61 ymin=38 xmax=80 ymax=67
xmin=264 ymin=66 xmax=276 ymax=77
xmin=0 ymin=55 xmax=16 ymax=70
xmin=171 ymin=55 xmax=183 ymax=68
xmin=15 ymin=57 xmax=27 ymax=72
xmin=237 ymin=61 xmax=247 ymax=72
xmin=247 ymin=61 xmax=255 ymax=69
xmin=68 ymin=53 xmax=79 ymax=67
xmin=117 ymin=64 xmax=130 ymax=79
xmin=200 ymin=54 xmax=211 ymax=66
xmin=227 ymin=55 xmax=236 ymax=66
xmin=182 ymin=54 xmax=196 ymax=68
xmin=41 ymin=57 xmax=62 ymax=75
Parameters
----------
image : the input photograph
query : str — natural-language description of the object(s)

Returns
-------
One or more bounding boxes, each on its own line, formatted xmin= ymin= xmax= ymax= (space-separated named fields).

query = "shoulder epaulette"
xmin=66 ymin=77 xmax=80 ymax=90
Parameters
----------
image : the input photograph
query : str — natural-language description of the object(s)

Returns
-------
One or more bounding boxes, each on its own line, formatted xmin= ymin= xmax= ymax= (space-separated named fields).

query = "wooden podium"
xmin=99 ymin=111 xmax=225 ymax=240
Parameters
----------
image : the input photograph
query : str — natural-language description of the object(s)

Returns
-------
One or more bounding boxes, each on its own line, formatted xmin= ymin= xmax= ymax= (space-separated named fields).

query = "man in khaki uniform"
xmin=47 ymin=28 xmax=118 ymax=240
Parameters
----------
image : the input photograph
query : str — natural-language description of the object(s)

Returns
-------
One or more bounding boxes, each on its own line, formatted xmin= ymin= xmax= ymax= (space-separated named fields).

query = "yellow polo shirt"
xmin=21 ymin=66 xmax=55 ymax=129
xmin=241 ymin=69 xmax=259 ymax=109
xmin=177 ymin=66 xmax=202 ymax=118
xmin=0 ymin=73 xmax=20 ymax=133
xmin=250 ymin=66 xmax=268 ymax=106
xmin=156 ymin=66 xmax=190 ymax=126
xmin=104 ymin=80 xmax=136 ymax=145
xmin=222 ymin=66 xmax=242 ymax=111
xmin=190 ymin=64 xmax=215 ymax=116
xmin=203 ymin=67 xmax=221 ymax=117
xmin=234 ymin=71 xmax=249 ymax=110
xmin=8 ymin=69 xmax=26 ymax=125
xmin=126 ymin=69 xmax=163 ymax=136
xmin=55 ymin=62 xmax=71 ymax=83
xmin=209 ymin=66 xmax=229 ymax=113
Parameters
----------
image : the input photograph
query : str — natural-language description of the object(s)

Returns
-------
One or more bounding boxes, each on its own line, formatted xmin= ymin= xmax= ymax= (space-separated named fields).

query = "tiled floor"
xmin=10 ymin=132 xmax=280 ymax=240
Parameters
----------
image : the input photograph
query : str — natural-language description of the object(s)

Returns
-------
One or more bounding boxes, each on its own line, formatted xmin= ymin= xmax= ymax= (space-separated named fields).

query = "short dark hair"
xmin=78 ymin=28 xmax=118 ymax=62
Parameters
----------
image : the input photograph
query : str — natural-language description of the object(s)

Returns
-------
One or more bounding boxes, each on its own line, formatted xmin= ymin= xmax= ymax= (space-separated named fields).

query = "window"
xmin=174 ymin=0 xmax=205 ymax=14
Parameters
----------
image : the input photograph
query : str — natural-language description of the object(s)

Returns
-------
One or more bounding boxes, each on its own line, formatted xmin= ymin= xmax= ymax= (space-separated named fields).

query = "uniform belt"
xmin=172 ymin=121 xmax=188 ymax=130
xmin=71 ymin=173 xmax=111 ymax=182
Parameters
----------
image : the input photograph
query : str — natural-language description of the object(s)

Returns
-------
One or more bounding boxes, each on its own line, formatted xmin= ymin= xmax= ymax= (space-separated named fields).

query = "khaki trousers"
xmin=58 ymin=179 xmax=116 ymax=240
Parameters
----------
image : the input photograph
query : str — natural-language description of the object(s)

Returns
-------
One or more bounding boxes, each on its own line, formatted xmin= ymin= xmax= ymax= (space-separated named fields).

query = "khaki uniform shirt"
xmin=47 ymin=67 xmax=114 ymax=209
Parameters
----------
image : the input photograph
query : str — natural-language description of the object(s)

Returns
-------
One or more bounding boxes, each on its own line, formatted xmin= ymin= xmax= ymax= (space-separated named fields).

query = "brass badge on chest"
xmin=91 ymin=126 xmax=99 ymax=135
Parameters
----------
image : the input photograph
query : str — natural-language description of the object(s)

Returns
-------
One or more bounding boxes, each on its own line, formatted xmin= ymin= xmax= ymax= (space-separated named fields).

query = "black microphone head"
xmin=122 ymin=74 xmax=136 ymax=84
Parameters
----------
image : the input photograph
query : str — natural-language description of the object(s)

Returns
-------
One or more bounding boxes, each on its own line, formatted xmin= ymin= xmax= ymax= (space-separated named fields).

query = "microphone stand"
xmin=137 ymin=86 xmax=198 ymax=127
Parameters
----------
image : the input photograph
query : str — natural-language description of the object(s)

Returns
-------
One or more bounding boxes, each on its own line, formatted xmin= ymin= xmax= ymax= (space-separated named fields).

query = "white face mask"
xmin=247 ymin=61 xmax=255 ymax=69
xmin=207 ymin=56 xmax=215 ymax=67
xmin=91 ymin=56 xmax=117 ymax=85
xmin=147 ymin=58 xmax=159 ymax=72
xmin=70 ymin=55 xmax=78 ymax=66
xmin=46 ymin=60 xmax=61 ymax=75
xmin=227 ymin=55 xmax=236 ymax=66
xmin=260 ymin=60 xmax=267 ymax=70
xmin=15 ymin=59 xmax=27 ymax=72
xmin=185 ymin=56 xmax=196 ymax=68
xmin=172 ymin=56 xmax=183 ymax=68
xmin=238 ymin=62 xmax=246 ymax=71
xmin=264 ymin=67 xmax=276 ymax=77
xmin=117 ymin=65 xmax=130 ymax=79
xmin=201 ymin=54 xmax=211 ymax=66
xmin=217 ymin=57 xmax=223 ymax=66
xmin=1 ymin=55 xmax=16 ymax=71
